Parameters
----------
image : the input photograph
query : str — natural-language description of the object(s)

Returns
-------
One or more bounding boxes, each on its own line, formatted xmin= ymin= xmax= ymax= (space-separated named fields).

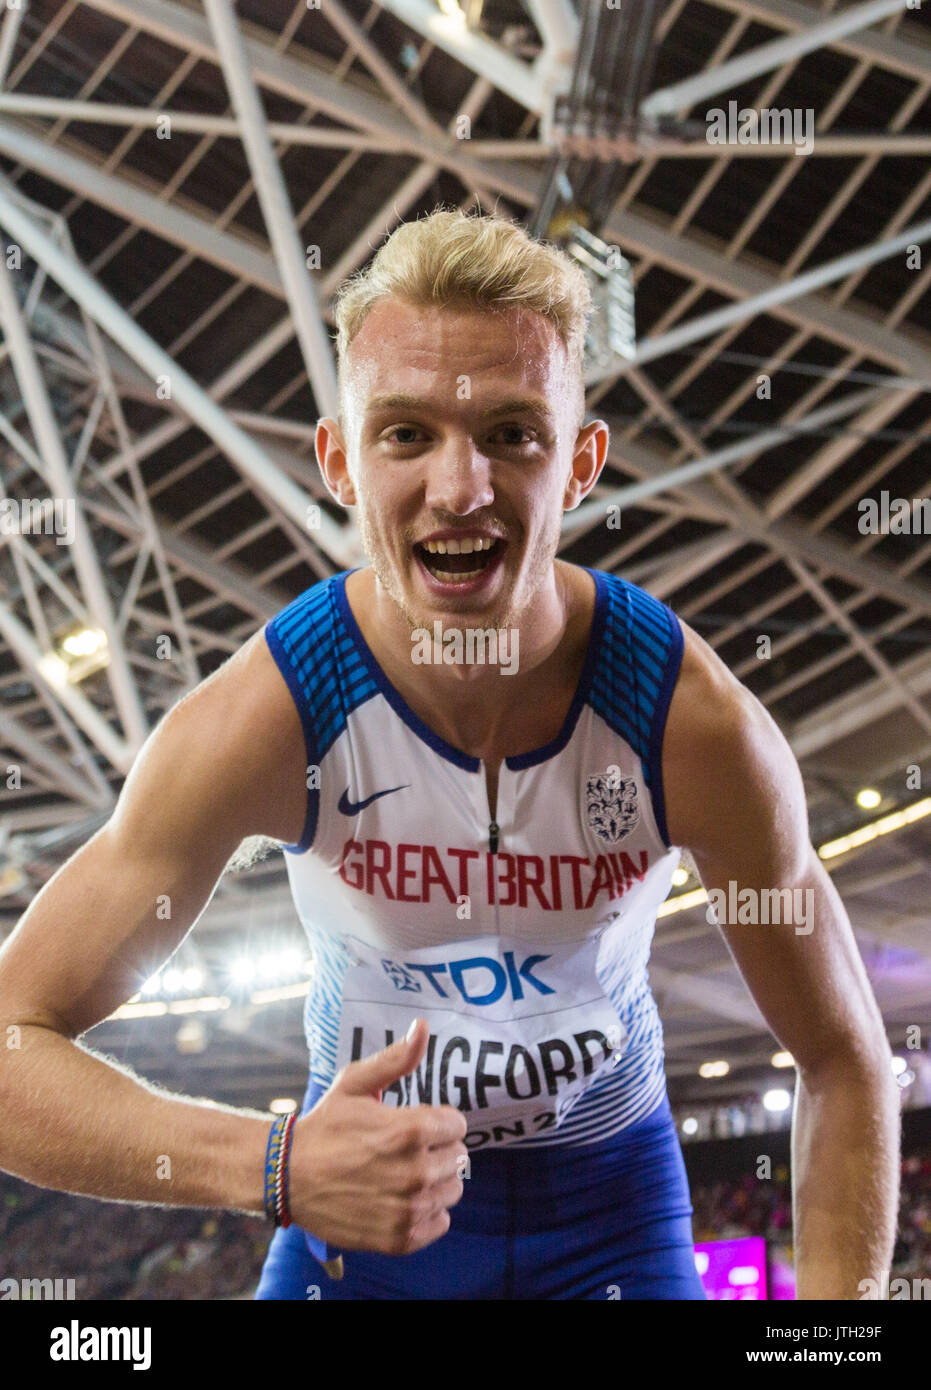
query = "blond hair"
xmin=333 ymin=206 xmax=592 ymax=431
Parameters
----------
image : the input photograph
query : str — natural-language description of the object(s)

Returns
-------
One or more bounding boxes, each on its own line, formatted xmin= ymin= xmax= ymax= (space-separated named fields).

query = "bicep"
xmin=0 ymin=633 xmax=297 ymax=1038
xmin=662 ymin=623 xmax=887 ymax=1076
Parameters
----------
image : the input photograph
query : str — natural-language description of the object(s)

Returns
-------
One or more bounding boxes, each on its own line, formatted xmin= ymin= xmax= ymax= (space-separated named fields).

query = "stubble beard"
xmin=356 ymin=497 xmax=564 ymax=640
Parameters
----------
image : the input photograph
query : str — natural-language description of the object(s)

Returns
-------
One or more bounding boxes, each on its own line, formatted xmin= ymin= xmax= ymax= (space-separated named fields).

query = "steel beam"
xmin=790 ymin=648 xmax=931 ymax=758
xmin=204 ymin=0 xmax=339 ymax=418
xmin=0 ymin=4 xmax=24 ymax=91
xmin=712 ymin=0 xmax=931 ymax=85
xmin=0 ymin=712 xmax=113 ymax=809
xmin=642 ymin=0 xmax=910 ymax=117
xmin=603 ymin=209 xmax=931 ymax=381
xmin=0 ymin=254 xmax=150 ymax=754
xmin=592 ymin=425 xmax=931 ymax=617
xmin=368 ymin=0 xmax=543 ymax=112
xmin=566 ymin=385 xmax=885 ymax=532
xmin=0 ymin=95 xmax=398 ymax=147
xmin=0 ymin=182 xmax=361 ymax=568
xmin=0 ymin=604 xmax=134 ymax=774
xmin=77 ymin=0 xmax=537 ymax=205
xmin=0 ymin=118 xmax=283 ymax=295
xmin=618 ymin=218 xmax=931 ymax=374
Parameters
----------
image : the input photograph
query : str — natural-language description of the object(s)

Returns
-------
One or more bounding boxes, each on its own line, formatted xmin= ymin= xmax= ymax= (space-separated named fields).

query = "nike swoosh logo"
xmin=338 ymin=784 xmax=410 ymax=816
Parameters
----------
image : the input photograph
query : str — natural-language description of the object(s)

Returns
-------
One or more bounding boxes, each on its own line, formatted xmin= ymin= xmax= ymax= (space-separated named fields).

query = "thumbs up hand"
xmin=287 ymin=1020 xmax=468 ymax=1254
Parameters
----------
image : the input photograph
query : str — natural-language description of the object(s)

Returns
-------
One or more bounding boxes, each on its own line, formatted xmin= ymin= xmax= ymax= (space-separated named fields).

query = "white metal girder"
xmin=786 ymin=555 xmax=931 ymax=740
xmin=590 ymin=424 xmax=931 ymax=617
xmin=790 ymin=648 xmax=931 ymax=759
xmin=712 ymin=0 xmax=931 ymax=86
xmin=0 ymin=711 xmax=112 ymax=809
xmin=0 ymin=603 xmax=134 ymax=774
xmin=604 ymin=216 xmax=931 ymax=380
xmin=0 ymin=255 xmax=150 ymax=754
xmin=369 ymin=0 xmax=544 ymax=112
xmin=641 ymin=0 xmax=912 ymax=118
xmin=566 ymin=385 xmax=887 ymax=531
xmin=0 ymin=95 xmax=398 ymax=147
xmin=0 ymin=181 xmax=362 ymax=568
xmin=0 ymin=118 xmax=284 ymax=295
xmin=204 ymin=0 xmax=339 ymax=419
xmin=0 ymin=4 xmax=24 ymax=92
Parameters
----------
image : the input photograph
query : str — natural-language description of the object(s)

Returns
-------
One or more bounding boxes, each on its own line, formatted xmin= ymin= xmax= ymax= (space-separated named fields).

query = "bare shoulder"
xmin=661 ymin=619 xmax=808 ymax=867
xmin=120 ymin=623 xmax=308 ymax=849
xmin=209 ymin=625 xmax=308 ymax=845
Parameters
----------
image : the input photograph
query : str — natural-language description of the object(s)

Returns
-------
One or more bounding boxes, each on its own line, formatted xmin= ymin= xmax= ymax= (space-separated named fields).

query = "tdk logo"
xmin=380 ymin=951 xmax=554 ymax=1005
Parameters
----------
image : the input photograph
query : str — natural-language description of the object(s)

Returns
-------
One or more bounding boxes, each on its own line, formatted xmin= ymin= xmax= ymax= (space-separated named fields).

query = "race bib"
xmin=336 ymin=932 xmax=626 ymax=1149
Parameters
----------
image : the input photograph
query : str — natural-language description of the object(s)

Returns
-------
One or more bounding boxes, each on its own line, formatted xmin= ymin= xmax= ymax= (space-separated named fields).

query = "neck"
xmin=357 ymin=562 xmax=590 ymax=758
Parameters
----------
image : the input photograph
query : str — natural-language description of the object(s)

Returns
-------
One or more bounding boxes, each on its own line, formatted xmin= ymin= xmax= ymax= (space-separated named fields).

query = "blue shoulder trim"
xmin=587 ymin=573 xmax=684 ymax=848
xmin=264 ymin=570 xmax=378 ymax=853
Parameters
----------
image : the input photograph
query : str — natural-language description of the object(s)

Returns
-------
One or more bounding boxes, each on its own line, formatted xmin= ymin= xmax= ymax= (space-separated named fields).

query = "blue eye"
xmin=386 ymin=425 xmax=533 ymax=446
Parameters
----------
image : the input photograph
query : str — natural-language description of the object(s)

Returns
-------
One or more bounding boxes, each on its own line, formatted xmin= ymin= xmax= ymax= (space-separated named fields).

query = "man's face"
xmin=319 ymin=297 xmax=604 ymax=635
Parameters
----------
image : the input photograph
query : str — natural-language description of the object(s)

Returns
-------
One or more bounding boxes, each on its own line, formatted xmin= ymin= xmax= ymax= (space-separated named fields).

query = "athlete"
xmin=0 ymin=210 xmax=898 ymax=1300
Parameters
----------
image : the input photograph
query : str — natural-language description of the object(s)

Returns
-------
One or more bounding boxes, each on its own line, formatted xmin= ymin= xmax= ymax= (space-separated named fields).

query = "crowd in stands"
xmin=1 ymin=1143 xmax=929 ymax=1298
xmin=1 ymin=1181 xmax=271 ymax=1299
xmin=689 ymin=1149 xmax=931 ymax=1279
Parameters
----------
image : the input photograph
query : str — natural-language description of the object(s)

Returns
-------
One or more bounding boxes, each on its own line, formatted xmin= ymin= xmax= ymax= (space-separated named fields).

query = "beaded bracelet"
xmin=263 ymin=1111 xmax=297 ymax=1228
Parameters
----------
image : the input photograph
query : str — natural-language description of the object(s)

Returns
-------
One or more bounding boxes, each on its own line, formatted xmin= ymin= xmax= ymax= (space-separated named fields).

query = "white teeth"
xmin=422 ymin=536 xmax=495 ymax=554
xmin=425 ymin=568 xmax=482 ymax=582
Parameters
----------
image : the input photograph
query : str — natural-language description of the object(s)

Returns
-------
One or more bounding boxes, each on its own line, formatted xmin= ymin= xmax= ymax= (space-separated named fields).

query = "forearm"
xmin=0 ymin=1023 xmax=272 ymax=1215
xmin=792 ymin=1056 xmax=900 ymax=1299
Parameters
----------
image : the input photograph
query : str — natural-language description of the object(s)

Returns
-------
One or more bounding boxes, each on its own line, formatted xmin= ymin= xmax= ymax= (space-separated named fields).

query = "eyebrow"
xmin=364 ymin=392 xmax=556 ymax=424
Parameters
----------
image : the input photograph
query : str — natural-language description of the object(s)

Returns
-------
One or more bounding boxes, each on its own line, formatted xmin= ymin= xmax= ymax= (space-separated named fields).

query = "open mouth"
xmin=414 ymin=537 xmax=506 ymax=584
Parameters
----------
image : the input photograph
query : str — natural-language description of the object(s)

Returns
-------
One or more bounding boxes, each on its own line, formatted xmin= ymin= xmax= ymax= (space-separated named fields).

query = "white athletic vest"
xmin=265 ymin=566 xmax=684 ymax=1150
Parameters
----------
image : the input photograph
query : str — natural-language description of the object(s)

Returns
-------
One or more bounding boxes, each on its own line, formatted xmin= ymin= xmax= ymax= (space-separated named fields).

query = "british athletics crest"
xmin=584 ymin=772 xmax=640 ymax=844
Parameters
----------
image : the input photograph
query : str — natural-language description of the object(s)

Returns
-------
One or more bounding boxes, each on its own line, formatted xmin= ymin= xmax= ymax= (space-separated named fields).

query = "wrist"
xmin=263 ymin=1110 xmax=298 ymax=1227
xmin=201 ymin=1109 xmax=275 ymax=1216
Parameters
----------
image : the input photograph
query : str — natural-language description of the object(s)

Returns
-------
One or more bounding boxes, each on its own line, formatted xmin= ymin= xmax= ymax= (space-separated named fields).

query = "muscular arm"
xmin=0 ymin=630 xmax=308 ymax=1214
xmin=662 ymin=622 xmax=900 ymax=1300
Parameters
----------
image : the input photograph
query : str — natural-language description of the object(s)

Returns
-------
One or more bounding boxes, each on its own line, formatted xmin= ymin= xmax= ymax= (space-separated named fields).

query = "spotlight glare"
xmin=258 ymin=953 xmax=279 ymax=979
xmin=856 ymin=788 xmax=882 ymax=810
xmin=699 ymin=1060 xmax=729 ymax=1079
xmin=162 ymin=968 xmax=183 ymax=993
xmin=891 ymin=1056 xmax=907 ymax=1075
xmin=672 ymin=867 xmax=689 ymax=887
xmin=231 ymin=958 xmax=255 ymax=985
xmin=62 ymin=627 xmax=107 ymax=658
xmin=818 ymin=797 xmax=931 ymax=860
xmin=763 ymin=1088 xmax=791 ymax=1112
xmin=682 ymin=1116 xmax=698 ymax=1135
xmin=270 ymin=1097 xmax=297 ymax=1115
xmin=771 ymin=1050 xmax=794 ymax=1068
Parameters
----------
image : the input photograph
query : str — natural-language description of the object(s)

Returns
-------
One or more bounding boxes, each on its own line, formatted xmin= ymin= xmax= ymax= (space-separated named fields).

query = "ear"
xmin=316 ymin=418 xmax=356 ymax=508
xmin=564 ymin=419 xmax=609 ymax=510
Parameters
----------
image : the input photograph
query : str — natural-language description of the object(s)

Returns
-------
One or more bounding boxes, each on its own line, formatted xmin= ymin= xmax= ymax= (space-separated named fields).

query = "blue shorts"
xmin=255 ymin=1090 xmax=706 ymax=1301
